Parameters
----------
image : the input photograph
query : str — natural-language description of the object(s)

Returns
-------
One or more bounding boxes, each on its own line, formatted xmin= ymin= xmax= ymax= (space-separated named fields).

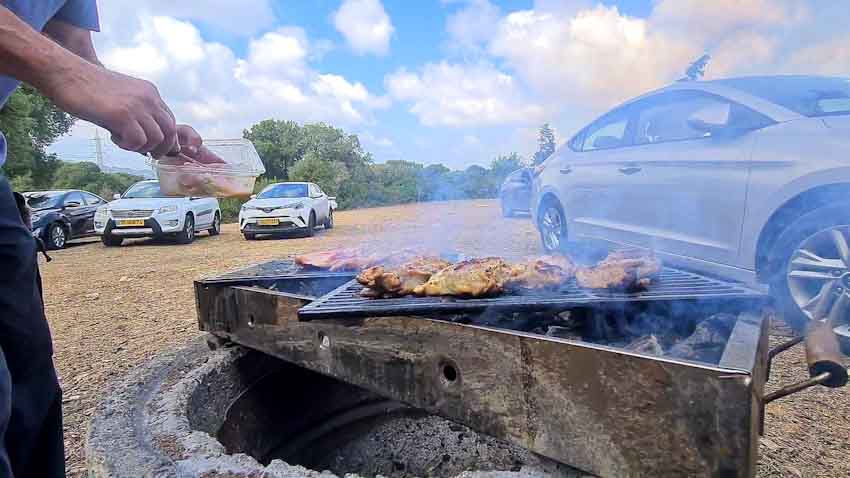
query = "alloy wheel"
xmin=51 ymin=225 xmax=66 ymax=249
xmin=186 ymin=216 xmax=195 ymax=241
xmin=540 ymin=206 xmax=563 ymax=252
xmin=786 ymin=225 xmax=850 ymax=322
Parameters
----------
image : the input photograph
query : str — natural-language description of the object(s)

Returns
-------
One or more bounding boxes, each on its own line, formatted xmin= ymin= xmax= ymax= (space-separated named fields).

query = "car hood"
xmin=244 ymin=198 xmax=306 ymax=208
xmin=822 ymin=115 xmax=850 ymax=130
xmin=108 ymin=198 xmax=185 ymax=210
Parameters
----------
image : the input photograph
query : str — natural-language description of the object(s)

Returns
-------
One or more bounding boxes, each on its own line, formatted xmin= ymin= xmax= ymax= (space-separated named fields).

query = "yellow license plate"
xmin=117 ymin=219 xmax=145 ymax=227
xmin=257 ymin=218 xmax=280 ymax=226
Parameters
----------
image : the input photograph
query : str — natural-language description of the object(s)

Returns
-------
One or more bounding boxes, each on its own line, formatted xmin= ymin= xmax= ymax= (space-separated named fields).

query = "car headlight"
xmin=158 ymin=205 xmax=178 ymax=214
xmin=95 ymin=206 xmax=108 ymax=217
xmin=241 ymin=205 xmax=256 ymax=211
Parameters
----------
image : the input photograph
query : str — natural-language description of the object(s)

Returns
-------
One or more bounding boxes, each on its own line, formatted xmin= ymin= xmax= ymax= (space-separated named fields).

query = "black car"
xmin=24 ymin=190 xmax=106 ymax=249
xmin=499 ymin=168 xmax=532 ymax=217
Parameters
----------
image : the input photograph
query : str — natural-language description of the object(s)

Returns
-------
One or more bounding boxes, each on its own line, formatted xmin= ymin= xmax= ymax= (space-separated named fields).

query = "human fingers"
xmin=137 ymin=115 xmax=166 ymax=155
xmin=110 ymin=119 xmax=148 ymax=152
xmin=176 ymin=124 xmax=203 ymax=158
xmin=150 ymin=108 xmax=178 ymax=158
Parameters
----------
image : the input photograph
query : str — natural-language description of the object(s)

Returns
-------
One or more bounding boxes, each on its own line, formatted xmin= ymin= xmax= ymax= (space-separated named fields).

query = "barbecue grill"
xmin=195 ymin=258 xmax=847 ymax=478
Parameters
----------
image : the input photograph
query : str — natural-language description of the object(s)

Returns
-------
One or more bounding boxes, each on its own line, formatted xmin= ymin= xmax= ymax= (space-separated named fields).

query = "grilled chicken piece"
xmin=358 ymin=257 xmax=453 ymax=297
xmin=506 ymin=255 xmax=576 ymax=290
xmin=413 ymin=257 xmax=513 ymax=297
xmin=575 ymin=250 xmax=661 ymax=290
xmin=296 ymin=248 xmax=420 ymax=271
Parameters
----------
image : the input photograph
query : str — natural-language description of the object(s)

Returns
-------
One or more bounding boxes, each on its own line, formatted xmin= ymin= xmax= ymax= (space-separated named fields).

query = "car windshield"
xmin=256 ymin=184 xmax=308 ymax=199
xmin=25 ymin=192 xmax=64 ymax=209
xmin=719 ymin=77 xmax=850 ymax=117
xmin=123 ymin=182 xmax=167 ymax=198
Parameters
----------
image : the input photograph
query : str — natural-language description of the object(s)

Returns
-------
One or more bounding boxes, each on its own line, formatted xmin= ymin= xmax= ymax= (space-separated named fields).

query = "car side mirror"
xmin=113 ymin=193 xmax=121 ymax=200
xmin=65 ymin=201 xmax=81 ymax=208
xmin=328 ymin=196 xmax=336 ymax=201
xmin=687 ymin=103 xmax=730 ymax=135
xmin=592 ymin=136 xmax=621 ymax=149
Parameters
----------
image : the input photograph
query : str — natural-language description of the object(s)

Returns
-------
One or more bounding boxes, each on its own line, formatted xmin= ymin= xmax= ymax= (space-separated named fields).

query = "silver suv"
xmin=533 ymin=75 xmax=850 ymax=338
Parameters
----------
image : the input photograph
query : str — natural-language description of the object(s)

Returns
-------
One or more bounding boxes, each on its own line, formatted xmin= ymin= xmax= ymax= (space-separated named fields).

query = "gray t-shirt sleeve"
xmin=53 ymin=0 xmax=100 ymax=31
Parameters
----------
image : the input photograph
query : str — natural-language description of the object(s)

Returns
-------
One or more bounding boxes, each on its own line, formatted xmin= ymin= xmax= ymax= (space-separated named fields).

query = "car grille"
xmin=111 ymin=209 xmax=154 ymax=219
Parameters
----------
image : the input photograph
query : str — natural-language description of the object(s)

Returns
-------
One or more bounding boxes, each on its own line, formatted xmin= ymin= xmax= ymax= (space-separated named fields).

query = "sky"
xmin=49 ymin=0 xmax=850 ymax=173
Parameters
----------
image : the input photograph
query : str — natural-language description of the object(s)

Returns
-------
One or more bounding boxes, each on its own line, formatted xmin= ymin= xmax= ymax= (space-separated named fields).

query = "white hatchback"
xmin=239 ymin=182 xmax=335 ymax=240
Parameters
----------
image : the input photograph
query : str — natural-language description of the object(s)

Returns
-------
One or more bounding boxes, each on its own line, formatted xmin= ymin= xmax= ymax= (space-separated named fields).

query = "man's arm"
xmin=0 ymin=5 xmax=178 ymax=156
xmin=43 ymin=19 xmax=101 ymax=67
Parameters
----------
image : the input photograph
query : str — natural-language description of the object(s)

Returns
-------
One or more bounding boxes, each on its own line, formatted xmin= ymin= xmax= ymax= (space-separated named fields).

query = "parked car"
xmin=239 ymin=182 xmax=334 ymax=240
xmin=95 ymin=180 xmax=221 ymax=246
xmin=532 ymin=75 xmax=850 ymax=340
xmin=24 ymin=189 xmax=106 ymax=249
xmin=499 ymin=168 xmax=532 ymax=217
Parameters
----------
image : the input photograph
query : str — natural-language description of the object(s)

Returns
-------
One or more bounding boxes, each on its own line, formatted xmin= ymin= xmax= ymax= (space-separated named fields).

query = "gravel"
xmin=34 ymin=200 xmax=850 ymax=477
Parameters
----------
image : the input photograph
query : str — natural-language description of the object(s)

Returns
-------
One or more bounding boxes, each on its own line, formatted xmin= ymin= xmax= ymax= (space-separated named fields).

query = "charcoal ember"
xmin=667 ymin=313 xmax=737 ymax=362
xmin=625 ymin=334 xmax=664 ymax=356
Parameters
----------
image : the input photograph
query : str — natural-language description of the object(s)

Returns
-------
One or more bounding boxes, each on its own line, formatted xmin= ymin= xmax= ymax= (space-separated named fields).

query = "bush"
xmin=218 ymin=176 xmax=282 ymax=223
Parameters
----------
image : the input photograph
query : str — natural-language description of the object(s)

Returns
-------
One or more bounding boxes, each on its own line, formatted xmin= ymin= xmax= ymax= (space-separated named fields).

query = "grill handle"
xmin=764 ymin=320 xmax=848 ymax=404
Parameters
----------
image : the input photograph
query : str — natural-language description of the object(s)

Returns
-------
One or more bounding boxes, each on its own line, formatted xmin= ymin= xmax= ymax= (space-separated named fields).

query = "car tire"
xmin=537 ymin=199 xmax=568 ymax=254
xmin=209 ymin=212 xmax=221 ymax=236
xmin=243 ymin=232 xmax=256 ymax=240
xmin=767 ymin=201 xmax=850 ymax=351
xmin=324 ymin=209 xmax=334 ymax=229
xmin=501 ymin=198 xmax=514 ymax=218
xmin=46 ymin=223 xmax=67 ymax=250
xmin=101 ymin=234 xmax=123 ymax=247
xmin=306 ymin=211 xmax=316 ymax=237
xmin=176 ymin=214 xmax=195 ymax=244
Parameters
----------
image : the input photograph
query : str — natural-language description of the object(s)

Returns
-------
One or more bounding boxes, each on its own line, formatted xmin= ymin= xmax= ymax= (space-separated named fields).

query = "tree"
xmin=51 ymin=161 xmax=142 ymax=199
xmin=532 ymin=123 xmax=556 ymax=165
xmin=490 ymin=153 xmax=524 ymax=182
xmin=243 ymin=119 xmax=304 ymax=179
xmin=289 ymin=151 xmax=350 ymax=200
xmin=0 ymin=85 xmax=74 ymax=188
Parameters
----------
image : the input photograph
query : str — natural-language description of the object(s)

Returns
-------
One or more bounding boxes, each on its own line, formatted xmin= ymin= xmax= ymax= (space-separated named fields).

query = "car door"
xmin=608 ymin=90 xmax=768 ymax=265
xmin=504 ymin=170 xmax=531 ymax=211
xmin=80 ymin=192 xmax=105 ymax=234
xmin=63 ymin=192 xmax=90 ymax=237
xmin=191 ymin=197 xmax=215 ymax=228
xmin=558 ymin=106 xmax=638 ymax=245
xmin=311 ymin=184 xmax=329 ymax=221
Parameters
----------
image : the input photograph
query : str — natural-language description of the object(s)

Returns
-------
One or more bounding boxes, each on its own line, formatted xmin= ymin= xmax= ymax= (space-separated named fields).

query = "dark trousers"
xmin=0 ymin=176 xmax=64 ymax=477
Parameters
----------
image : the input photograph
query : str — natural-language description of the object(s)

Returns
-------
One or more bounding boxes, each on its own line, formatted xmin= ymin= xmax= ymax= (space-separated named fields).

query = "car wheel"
xmin=209 ymin=212 xmax=221 ymax=236
xmin=324 ymin=209 xmax=334 ymax=229
xmin=305 ymin=212 xmax=316 ymax=237
xmin=46 ymin=223 xmax=67 ymax=250
xmin=176 ymin=214 xmax=195 ymax=244
xmin=768 ymin=202 xmax=850 ymax=350
xmin=243 ymin=232 xmax=256 ymax=241
xmin=501 ymin=197 xmax=514 ymax=218
xmin=101 ymin=234 xmax=123 ymax=247
xmin=538 ymin=200 xmax=567 ymax=254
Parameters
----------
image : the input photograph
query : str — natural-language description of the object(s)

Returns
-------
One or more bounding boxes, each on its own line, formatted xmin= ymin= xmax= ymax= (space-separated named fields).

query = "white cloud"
xmin=333 ymin=0 xmax=394 ymax=56
xmin=445 ymin=0 xmax=501 ymax=52
xmin=385 ymin=62 xmax=545 ymax=127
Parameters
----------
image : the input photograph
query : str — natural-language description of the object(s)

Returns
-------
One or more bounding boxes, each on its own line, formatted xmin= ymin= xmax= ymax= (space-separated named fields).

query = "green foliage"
xmin=532 ymin=123 xmax=556 ymax=165
xmin=289 ymin=151 xmax=350 ymax=199
xmin=51 ymin=161 xmax=143 ymax=199
xmin=243 ymin=119 xmax=304 ymax=179
xmin=0 ymin=85 xmax=74 ymax=188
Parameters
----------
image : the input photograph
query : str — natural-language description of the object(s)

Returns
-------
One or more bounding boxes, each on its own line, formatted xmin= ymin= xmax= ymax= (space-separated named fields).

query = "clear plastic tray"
xmin=150 ymin=139 xmax=266 ymax=197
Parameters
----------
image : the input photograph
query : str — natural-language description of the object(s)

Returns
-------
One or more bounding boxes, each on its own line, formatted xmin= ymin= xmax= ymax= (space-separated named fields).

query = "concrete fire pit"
xmin=86 ymin=338 xmax=581 ymax=477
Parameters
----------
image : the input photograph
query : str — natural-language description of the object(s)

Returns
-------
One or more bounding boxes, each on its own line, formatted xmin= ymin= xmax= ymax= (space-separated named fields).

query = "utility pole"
xmin=93 ymin=129 xmax=105 ymax=169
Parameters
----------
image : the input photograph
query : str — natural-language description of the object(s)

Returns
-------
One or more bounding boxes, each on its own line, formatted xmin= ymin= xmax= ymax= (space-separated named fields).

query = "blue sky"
xmin=49 ymin=0 xmax=850 ymax=174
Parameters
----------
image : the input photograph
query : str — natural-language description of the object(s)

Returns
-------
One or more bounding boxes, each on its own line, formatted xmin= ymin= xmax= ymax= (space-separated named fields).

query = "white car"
xmin=95 ymin=180 xmax=221 ymax=246
xmin=239 ymin=182 xmax=335 ymax=240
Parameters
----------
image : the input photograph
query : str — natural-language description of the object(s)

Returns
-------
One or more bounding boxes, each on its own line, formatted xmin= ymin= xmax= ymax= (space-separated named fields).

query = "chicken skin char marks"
xmin=413 ymin=257 xmax=515 ymax=298
xmin=575 ymin=250 xmax=662 ymax=290
xmin=357 ymin=257 xmax=454 ymax=298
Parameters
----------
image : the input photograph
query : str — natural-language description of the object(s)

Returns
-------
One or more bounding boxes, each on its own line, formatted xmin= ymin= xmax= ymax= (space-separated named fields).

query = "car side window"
xmin=632 ymin=91 xmax=773 ymax=145
xmin=65 ymin=192 xmax=84 ymax=207
xmin=581 ymin=109 xmax=631 ymax=151
xmin=82 ymin=192 xmax=103 ymax=206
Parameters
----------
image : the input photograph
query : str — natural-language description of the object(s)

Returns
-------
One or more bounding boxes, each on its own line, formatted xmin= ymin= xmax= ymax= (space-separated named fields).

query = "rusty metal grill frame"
xmin=298 ymin=267 xmax=766 ymax=320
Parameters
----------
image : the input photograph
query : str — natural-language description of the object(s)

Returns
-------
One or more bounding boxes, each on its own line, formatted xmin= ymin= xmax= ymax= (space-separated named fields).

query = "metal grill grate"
xmin=206 ymin=258 xmax=356 ymax=283
xmin=298 ymin=267 xmax=766 ymax=320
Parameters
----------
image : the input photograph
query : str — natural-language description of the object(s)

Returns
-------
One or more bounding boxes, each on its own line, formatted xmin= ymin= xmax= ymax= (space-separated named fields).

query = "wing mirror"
xmin=687 ymin=102 xmax=730 ymax=135
xmin=328 ymin=196 xmax=336 ymax=201
xmin=113 ymin=193 xmax=121 ymax=200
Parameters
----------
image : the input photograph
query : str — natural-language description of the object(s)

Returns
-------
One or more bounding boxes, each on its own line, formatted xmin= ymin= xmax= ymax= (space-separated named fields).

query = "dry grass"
xmin=36 ymin=200 xmax=849 ymax=476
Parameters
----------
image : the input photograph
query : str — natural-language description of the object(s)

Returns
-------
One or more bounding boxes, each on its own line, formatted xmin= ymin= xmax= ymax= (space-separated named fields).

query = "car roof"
xmin=266 ymin=181 xmax=310 ymax=186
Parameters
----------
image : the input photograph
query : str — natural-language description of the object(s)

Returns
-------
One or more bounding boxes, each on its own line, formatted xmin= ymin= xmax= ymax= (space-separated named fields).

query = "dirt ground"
xmin=37 ymin=199 xmax=849 ymax=477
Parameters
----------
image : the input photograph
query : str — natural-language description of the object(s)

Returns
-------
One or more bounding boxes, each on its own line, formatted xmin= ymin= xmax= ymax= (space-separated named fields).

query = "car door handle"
xmin=618 ymin=166 xmax=642 ymax=175
xmin=559 ymin=167 xmax=573 ymax=174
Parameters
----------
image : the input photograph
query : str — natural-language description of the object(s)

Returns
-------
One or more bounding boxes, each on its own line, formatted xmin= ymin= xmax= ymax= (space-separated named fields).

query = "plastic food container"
xmin=150 ymin=139 xmax=265 ymax=198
